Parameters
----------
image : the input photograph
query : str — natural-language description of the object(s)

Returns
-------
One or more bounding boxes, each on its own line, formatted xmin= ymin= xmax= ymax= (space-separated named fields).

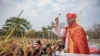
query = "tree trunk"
xmin=43 ymin=32 xmax=44 ymax=39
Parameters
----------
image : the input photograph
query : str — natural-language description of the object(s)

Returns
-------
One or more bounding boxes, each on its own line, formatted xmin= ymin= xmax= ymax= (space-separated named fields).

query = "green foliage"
xmin=34 ymin=31 xmax=43 ymax=38
xmin=47 ymin=25 xmax=52 ymax=30
xmin=87 ymin=24 xmax=100 ymax=39
xmin=2 ymin=17 xmax=32 ymax=36
xmin=42 ymin=26 xmax=47 ymax=33
xmin=26 ymin=29 xmax=35 ymax=37
xmin=0 ymin=29 xmax=6 ymax=35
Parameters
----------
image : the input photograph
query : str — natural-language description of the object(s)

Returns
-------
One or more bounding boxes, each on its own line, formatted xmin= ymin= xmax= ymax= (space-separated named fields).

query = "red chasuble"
xmin=66 ymin=23 xmax=89 ymax=54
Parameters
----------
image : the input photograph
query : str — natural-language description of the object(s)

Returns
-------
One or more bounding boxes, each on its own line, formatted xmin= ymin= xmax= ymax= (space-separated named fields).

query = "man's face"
xmin=67 ymin=18 xmax=75 ymax=25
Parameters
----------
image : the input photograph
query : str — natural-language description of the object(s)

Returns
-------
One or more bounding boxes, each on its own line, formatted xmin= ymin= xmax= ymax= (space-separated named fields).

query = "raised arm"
xmin=52 ymin=17 xmax=66 ymax=37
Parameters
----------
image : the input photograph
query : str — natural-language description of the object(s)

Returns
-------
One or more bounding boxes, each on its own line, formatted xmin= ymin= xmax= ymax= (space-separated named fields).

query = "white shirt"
xmin=52 ymin=25 xmax=68 ymax=49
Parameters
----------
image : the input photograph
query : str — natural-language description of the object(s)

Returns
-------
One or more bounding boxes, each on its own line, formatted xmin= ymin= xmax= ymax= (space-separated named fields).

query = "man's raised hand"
xmin=55 ymin=17 xmax=59 ymax=26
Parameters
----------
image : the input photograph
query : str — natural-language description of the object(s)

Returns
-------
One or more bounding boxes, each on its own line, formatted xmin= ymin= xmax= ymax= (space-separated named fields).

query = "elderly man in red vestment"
xmin=52 ymin=13 xmax=90 ymax=54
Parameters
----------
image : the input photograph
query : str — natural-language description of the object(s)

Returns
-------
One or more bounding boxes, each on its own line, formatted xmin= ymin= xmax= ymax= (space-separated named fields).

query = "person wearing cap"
xmin=52 ymin=13 xmax=89 ymax=54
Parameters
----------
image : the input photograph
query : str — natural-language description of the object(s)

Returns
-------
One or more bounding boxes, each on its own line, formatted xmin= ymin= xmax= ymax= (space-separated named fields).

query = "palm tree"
xmin=42 ymin=26 xmax=47 ymax=39
xmin=3 ymin=17 xmax=31 ymax=36
xmin=47 ymin=25 xmax=52 ymax=39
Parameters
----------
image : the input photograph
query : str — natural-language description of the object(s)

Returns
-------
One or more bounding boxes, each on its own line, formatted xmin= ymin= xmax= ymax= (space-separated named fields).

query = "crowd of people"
xmin=0 ymin=39 xmax=65 ymax=56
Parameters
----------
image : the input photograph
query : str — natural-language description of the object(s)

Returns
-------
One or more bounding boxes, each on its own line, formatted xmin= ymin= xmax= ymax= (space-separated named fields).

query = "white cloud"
xmin=71 ymin=0 xmax=98 ymax=12
xmin=17 ymin=4 xmax=29 ymax=10
xmin=0 ymin=0 xmax=13 ymax=5
xmin=36 ymin=0 xmax=52 ymax=7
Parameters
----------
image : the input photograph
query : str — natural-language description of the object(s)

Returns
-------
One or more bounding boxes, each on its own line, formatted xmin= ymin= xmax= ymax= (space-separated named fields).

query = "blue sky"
xmin=0 ymin=0 xmax=100 ymax=31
